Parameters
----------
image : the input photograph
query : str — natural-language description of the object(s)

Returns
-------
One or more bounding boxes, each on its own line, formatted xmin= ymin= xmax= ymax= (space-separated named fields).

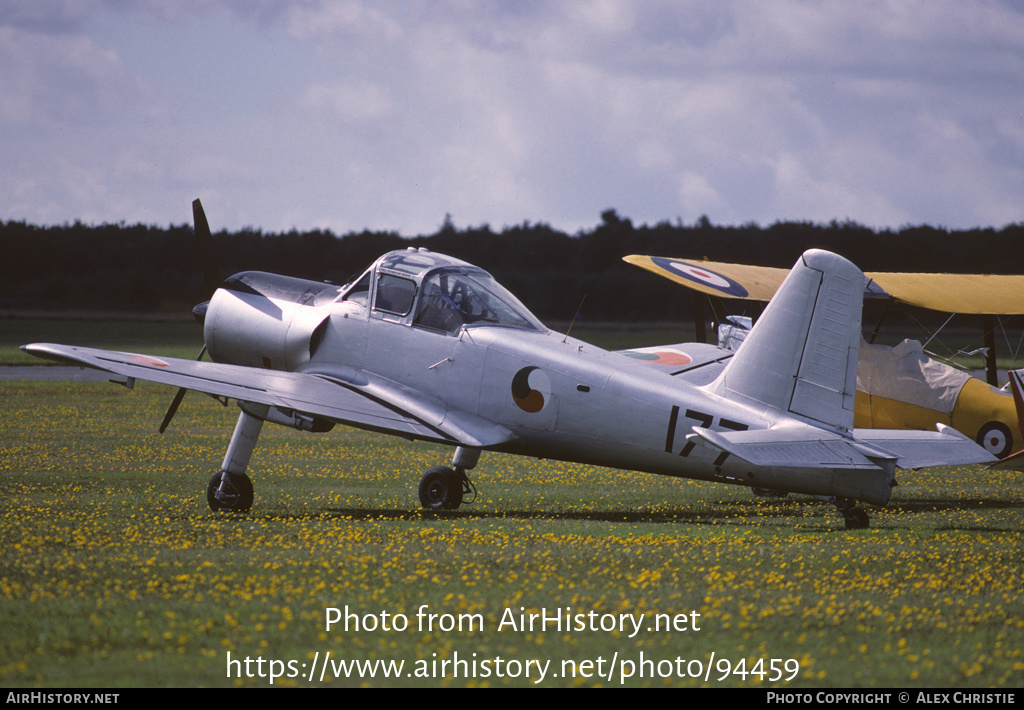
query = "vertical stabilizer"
xmin=709 ymin=249 xmax=863 ymax=433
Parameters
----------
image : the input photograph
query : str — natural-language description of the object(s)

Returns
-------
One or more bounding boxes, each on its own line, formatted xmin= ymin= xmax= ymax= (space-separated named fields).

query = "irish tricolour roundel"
xmin=620 ymin=347 xmax=692 ymax=366
xmin=127 ymin=353 xmax=170 ymax=368
xmin=651 ymin=257 xmax=749 ymax=298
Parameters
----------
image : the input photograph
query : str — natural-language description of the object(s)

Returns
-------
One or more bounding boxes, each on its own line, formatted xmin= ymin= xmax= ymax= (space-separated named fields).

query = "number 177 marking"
xmin=664 ymin=406 xmax=747 ymax=466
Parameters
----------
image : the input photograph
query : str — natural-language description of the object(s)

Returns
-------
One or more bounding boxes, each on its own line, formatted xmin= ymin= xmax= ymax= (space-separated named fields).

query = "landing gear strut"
xmin=835 ymin=497 xmax=869 ymax=529
xmin=207 ymin=404 xmax=266 ymax=512
xmin=418 ymin=446 xmax=479 ymax=510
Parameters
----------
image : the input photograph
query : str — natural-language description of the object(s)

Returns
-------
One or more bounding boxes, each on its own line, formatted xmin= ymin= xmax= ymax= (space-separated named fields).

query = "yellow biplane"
xmin=624 ymin=254 xmax=1024 ymax=464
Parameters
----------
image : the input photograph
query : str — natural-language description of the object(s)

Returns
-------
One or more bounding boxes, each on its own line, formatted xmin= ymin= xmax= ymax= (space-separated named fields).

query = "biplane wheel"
xmin=418 ymin=466 xmax=464 ymax=510
xmin=207 ymin=471 xmax=254 ymax=512
xmin=976 ymin=421 xmax=1013 ymax=459
xmin=843 ymin=508 xmax=869 ymax=530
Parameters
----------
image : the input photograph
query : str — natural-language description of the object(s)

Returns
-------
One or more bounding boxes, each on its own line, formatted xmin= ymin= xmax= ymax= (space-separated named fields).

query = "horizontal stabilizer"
xmin=22 ymin=343 xmax=515 ymax=449
xmin=853 ymin=425 xmax=997 ymax=469
xmin=691 ymin=423 xmax=996 ymax=471
xmin=690 ymin=426 xmax=885 ymax=470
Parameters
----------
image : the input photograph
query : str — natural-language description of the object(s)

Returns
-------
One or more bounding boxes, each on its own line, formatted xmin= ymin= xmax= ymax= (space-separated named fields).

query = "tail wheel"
xmin=835 ymin=496 xmax=870 ymax=530
xmin=844 ymin=508 xmax=870 ymax=530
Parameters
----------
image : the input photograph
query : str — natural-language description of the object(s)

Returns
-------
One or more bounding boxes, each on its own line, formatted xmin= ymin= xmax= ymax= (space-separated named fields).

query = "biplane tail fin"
xmin=709 ymin=249 xmax=862 ymax=434
xmin=989 ymin=368 xmax=1024 ymax=470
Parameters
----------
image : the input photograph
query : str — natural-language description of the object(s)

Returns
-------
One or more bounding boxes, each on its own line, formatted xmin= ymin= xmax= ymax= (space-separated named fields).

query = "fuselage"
xmin=200 ymin=248 xmax=893 ymax=504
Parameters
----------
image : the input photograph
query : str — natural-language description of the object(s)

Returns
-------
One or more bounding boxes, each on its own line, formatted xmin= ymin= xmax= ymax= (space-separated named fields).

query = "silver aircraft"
xmin=24 ymin=201 xmax=995 ymax=529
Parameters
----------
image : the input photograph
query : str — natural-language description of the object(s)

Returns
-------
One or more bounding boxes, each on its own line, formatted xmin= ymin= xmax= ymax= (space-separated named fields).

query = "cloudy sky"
xmin=2 ymin=1 xmax=1023 ymax=236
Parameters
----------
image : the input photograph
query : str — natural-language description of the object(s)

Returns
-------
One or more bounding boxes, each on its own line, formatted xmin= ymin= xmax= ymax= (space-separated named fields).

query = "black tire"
xmin=418 ymin=466 xmax=463 ymax=510
xmin=844 ymin=508 xmax=869 ymax=530
xmin=976 ymin=421 xmax=1014 ymax=459
xmin=207 ymin=471 xmax=254 ymax=512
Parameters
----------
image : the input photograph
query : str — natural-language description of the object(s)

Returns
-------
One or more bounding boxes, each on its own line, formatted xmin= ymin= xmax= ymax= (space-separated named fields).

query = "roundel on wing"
xmin=621 ymin=347 xmax=693 ymax=366
xmin=651 ymin=257 xmax=749 ymax=298
xmin=127 ymin=354 xmax=170 ymax=368
xmin=511 ymin=366 xmax=550 ymax=413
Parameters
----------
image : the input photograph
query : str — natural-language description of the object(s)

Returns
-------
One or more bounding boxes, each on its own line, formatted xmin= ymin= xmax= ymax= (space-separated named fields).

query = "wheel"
xmin=976 ymin=421 xmax=1013 ymax=459
xmin=843 ymin=508 xmax=869 ymax=530
xmin=418 ymin=466 xmax=464 ymax=510
xmin=207 ymin=471 xmax=254 ymax=512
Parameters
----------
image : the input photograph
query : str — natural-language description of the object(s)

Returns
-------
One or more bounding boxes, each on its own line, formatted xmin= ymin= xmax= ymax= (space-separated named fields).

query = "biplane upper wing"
xmin=622 ymin=255 xmax=791 ymax=302
xmin=866 ymin=273 xmax=1024 ymax=314
xmin=22 ymin=343 xmax=515 ymax=449
xmin=623 ymin=255 xmax=1024 ymax=315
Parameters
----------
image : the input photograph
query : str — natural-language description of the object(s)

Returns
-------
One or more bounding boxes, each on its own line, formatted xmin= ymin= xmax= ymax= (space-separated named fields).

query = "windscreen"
xmin=414 ymin=269 xmax=544 ymax=334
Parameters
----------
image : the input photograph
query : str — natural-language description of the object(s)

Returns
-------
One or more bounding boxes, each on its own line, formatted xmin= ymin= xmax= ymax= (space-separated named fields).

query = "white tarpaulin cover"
xmin=856 ymin=339 xmax=971 ymax=415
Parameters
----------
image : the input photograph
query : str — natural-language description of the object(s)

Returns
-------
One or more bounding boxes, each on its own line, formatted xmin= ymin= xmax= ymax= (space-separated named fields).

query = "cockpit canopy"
xmin=342 ymin=248 xmax=546 ymax=335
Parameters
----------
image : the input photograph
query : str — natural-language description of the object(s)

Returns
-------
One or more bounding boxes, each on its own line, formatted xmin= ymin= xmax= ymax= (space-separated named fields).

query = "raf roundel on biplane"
xmin=624 ymin=254 xmax=1024 ymax=466
xmin=21 ymin=201 xmax=998 ymax=530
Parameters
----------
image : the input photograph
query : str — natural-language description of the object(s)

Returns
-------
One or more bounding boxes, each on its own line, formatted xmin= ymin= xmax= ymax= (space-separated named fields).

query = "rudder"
xmin=709 ymin=249 xmax=863 ymax=434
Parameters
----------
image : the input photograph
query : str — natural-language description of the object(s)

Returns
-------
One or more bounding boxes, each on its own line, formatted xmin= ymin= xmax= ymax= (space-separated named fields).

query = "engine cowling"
xmin=203 ymin=271 xmax=339 ymax=371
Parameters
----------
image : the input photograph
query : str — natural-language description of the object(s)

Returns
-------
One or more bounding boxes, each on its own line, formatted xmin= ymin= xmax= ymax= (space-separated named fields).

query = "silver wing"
xmin=22 ymin=343 xmax=515 ymax=449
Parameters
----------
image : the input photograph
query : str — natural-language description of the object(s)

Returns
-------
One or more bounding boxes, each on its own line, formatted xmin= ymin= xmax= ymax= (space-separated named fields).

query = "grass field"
xmin=1 ymin=378 xmax=1021 ymax=688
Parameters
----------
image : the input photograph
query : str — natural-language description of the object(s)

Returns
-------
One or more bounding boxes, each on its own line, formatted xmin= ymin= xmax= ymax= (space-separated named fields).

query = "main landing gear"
xmin=835 ymin=497 xmax=870 ymax=529
xmin=208 ymin=470 xmax=253 ymax=511
xmin=206 ymin=405 xmax=266 ymax=512
xmin=205 ymin=407 xmax=481 ymax=513
xmin=418 ymin=446 xmax=479 ymax=510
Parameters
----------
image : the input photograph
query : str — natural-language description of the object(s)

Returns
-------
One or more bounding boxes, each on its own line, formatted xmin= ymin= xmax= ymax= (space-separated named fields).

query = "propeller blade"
xmin=159 ymin=386 xmax=188 ymax=434
xmin=164 ymin=202 xmax=221 ymax=433
xmin=157 ymin=345 xmax=207 ymax=433
xmin=193 ymin=198 xmax=222 ymax=296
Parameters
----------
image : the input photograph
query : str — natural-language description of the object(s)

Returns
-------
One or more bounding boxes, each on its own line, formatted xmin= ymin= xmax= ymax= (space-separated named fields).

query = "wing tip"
xmin=22 ymin=343 xmax=76 ymax=365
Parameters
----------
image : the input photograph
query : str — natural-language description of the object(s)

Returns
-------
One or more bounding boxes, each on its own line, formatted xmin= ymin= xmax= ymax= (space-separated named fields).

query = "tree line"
xmin=2 ymin=210 xmax=1023 ymax=323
